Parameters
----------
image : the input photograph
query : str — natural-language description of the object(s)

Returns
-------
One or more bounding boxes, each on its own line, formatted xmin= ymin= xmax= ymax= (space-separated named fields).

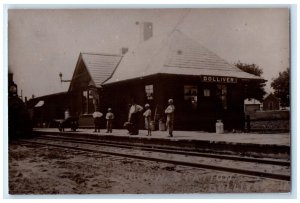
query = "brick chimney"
xmin=136 ymin=21 xmax=153 ymax=42
xmin=142 ymin=22 xmax=153 ymax=41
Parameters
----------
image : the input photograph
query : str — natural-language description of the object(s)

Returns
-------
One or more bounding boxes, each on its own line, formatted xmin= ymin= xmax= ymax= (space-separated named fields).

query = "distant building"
xmin=263 ymin=93 xmax=280 ymax=111
xmin=244 ymin=98 xmax=261 ymax=114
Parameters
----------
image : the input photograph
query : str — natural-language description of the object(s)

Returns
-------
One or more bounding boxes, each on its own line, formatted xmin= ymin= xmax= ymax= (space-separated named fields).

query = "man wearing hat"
xmin=106 ymin=108 xmax=114 ymax=133
xmin=93 ymin=107 xmax=103 ymax=133
xmin=165 ymin=99 xmax=175 ymax=137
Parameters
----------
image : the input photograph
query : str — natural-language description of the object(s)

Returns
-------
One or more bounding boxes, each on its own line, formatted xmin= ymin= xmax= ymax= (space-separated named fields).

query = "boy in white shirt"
xmin=105 ymin=108 xmax=114 ymax=133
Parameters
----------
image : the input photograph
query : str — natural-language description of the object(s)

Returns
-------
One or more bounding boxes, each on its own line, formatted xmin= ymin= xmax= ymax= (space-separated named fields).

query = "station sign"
xmin=201 ymin=75 xmax=237 ymax=83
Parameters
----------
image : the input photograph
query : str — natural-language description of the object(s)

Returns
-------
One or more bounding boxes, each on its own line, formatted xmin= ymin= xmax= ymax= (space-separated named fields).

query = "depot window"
xmin=145 ymin=85 xmax=154 ymax=100
xmin=184 ymin=85 xmax=198 ymax=109
xmin=82 ymin=89 xmax=99 ymax=114
xmin=204 ymin=89 xmax=210 ymax=97
xmin=216 ymin=84 xmax=227 ymax=110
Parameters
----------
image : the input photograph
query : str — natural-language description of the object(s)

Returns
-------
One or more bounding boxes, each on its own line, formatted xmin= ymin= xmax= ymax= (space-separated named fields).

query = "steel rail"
xmin=36 ymin=134 xmax=290 ymax=166
xmin=17 ymin=139 xmax=290 ymax=181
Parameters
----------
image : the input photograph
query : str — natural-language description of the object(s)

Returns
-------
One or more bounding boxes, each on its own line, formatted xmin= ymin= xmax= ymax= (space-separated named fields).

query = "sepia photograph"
xmin=6 ymin=7 xmax=291 ymax=195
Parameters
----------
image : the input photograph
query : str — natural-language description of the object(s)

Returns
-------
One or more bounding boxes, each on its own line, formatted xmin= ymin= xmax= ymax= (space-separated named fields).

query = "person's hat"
xmin=145 ymin=104 xmax=150 ymax=108
xmin=168 ymin=99 xmax=173 ymax=104
xmin=108 ymin=108 xmax=112 ymax=111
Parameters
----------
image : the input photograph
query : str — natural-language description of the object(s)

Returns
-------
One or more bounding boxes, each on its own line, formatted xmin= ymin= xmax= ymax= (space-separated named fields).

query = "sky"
xmin=8 ymin=8 xmax=290 ymax=99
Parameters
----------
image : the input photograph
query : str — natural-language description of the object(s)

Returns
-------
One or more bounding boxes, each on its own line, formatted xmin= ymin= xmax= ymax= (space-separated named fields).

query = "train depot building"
xmin=62 ymin=30 xmax=263 ymax=132
xmin=29 ymin=30 xmax=264 ymax=132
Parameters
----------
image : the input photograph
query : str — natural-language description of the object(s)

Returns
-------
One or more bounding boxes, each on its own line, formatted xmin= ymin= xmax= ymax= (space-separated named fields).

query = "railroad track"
xmin=36 ymin=134 xmax=290 ymax=166
xmin=17 ymin=135 xmax=291 ymax=181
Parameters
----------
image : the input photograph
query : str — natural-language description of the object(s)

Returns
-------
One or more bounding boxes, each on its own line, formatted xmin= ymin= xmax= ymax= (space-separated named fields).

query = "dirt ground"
xmin=8 ymin=142 xmax=290 ymax=195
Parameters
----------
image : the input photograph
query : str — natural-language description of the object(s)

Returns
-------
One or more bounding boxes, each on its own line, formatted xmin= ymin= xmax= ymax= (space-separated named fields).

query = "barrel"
xmin=159 ymin=120 xmax=166 ymax=131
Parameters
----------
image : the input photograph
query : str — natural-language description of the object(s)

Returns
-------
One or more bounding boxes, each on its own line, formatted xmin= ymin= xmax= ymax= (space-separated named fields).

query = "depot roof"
xmin=103 ymin=30 xmax=262 ymax=85
xmin=70 ymin=30 xmax=263 ymax=89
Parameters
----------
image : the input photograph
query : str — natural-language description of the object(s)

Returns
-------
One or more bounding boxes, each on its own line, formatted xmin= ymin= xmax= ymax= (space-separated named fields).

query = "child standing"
xmin=106 ymin=108 xmax=114 ymax=133
xmin=143 ymin=104 xmax=152 ymax=136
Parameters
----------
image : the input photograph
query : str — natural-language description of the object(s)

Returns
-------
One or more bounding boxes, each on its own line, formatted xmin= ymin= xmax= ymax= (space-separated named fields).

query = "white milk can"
xmin=216 ymin=120 xmax=224 ymax=134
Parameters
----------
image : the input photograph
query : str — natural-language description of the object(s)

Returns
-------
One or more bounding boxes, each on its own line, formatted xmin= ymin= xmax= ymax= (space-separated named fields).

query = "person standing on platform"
xmin=106 ymin=108 xmax=114 ymax=133
xmin=59 ymin=108 xmax=71 ymax=132
xmin=143 ymin=103 xmax=152 ymax=136
xmin=64 ymin=108 xmax=70 ymax=119
xmin=165 ymin=99 xmax=175 ymax=137
xmin=128 ymin=100 xmax=143 ymax=135
xmin=93 ymin=108 xmax=103 ymax=133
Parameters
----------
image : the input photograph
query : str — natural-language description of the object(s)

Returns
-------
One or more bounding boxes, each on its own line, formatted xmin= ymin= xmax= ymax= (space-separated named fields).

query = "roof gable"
xmin=69 ymin=53 xmax=122 ymax=91
xmin=263 ymin=93 xmax=279 ymax=103
xmin=81 ymin=53 xmax=123 ymax=87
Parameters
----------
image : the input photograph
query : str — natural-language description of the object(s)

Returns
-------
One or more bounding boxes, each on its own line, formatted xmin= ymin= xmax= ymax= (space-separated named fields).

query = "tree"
xmin=235 ymin=62 xmax=267 ymax=101
xmin=271 ymin=67 xmax=290 ymax=107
